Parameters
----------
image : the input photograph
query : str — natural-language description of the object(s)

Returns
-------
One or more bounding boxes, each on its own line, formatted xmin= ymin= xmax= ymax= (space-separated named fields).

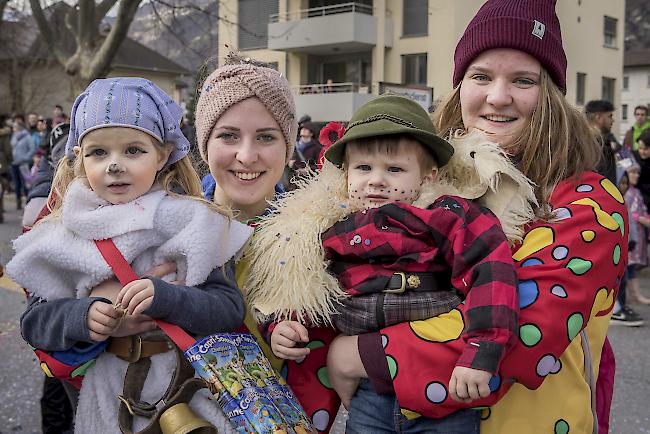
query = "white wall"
xmin=621 ymin=66 xmax=650 ymax=135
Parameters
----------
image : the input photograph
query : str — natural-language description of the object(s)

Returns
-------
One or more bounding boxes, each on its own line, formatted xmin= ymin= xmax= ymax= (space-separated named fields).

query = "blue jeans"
xmin=346 ymin=380 xmax=480 ymax=434
xmin=10 ymin=163 xmax=28 ymax=203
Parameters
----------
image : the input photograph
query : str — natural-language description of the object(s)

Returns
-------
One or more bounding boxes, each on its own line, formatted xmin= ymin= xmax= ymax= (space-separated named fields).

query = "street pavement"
xmin=0 ymin=196 xmax=648 ymax=434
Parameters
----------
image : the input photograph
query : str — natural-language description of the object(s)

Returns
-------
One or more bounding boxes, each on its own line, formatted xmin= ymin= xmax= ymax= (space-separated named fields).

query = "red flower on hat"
xmin=317 ymin=121 xmax=346 ymax=171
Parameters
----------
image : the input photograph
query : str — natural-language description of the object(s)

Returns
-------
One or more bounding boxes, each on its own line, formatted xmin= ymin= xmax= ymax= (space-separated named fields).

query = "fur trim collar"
xmin=63 ymin=179 xmax=166 ymax=239
xmin=8 ymin=183 xmax=252 ymax=300
xmin=243 ymin=132 xmax=536 ymax=326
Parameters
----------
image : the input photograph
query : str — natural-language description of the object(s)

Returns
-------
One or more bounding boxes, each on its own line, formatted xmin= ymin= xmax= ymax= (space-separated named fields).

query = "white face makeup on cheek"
xmin=459 ymin=48 xmax=541 ymax=150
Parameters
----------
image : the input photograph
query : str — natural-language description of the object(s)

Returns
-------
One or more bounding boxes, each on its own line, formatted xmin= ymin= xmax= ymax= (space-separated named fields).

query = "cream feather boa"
xmin=243 ymin=132 xmax=537 ymax=326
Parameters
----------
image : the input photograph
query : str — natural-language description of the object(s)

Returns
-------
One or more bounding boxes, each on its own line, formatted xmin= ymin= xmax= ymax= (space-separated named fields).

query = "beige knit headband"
xmin=195 ymin=59 xmax=297 ymax=163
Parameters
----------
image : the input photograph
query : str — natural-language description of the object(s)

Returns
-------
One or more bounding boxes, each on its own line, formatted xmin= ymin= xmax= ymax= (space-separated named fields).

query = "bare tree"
xmin=626 ymin=0 xmax=650 ymax=50
xmin=0 ymin=1 xmax=44 ymax=113
xmin=29 ymin=0 xmax=144 ymax=93
xmin=0 ymin=0 xmax=11 ymax=30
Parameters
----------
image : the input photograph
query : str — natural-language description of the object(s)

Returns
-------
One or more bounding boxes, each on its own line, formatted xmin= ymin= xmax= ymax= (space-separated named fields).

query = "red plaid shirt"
xmin=322 ymin=196 xmax=519 ymax=373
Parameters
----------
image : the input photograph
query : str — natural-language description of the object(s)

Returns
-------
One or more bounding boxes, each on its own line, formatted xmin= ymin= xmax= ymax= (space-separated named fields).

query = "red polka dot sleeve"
xmin=366 ymin=172 xmax=628 ymax=418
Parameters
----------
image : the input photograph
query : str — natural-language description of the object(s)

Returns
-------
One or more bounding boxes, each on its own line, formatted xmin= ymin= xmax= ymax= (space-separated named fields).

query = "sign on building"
xmin=379 ymin=82 xmax=434 ymax=112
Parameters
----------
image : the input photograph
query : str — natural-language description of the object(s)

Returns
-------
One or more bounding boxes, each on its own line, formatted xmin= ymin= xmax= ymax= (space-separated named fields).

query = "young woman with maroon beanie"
xmin=326 ymin=0 xmax=626 ymax=432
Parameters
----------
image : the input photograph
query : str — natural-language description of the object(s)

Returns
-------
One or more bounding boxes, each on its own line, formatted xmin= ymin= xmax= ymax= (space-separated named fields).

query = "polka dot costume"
xmin=376 ymin=172 xmax=627 ymax=433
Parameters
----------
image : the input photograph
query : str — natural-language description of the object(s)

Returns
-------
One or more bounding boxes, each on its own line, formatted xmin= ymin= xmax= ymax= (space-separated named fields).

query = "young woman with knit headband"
xmin=325 ymin=0 xmax=626 ymax=432
xmin=194 ymin=53 xmax=341 ymax=433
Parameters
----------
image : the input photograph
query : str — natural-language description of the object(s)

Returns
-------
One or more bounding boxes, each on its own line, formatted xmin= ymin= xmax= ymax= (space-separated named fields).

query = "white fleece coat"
xmin=8 ymin=180 xmax=252 ymax=299
xmin=7 ymin=180 xmax=253 ymax=434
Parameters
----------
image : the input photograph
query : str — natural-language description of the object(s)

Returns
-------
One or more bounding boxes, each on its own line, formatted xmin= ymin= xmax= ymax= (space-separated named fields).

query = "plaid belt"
xmin=334 ymin=272 xmax=461 ymax=336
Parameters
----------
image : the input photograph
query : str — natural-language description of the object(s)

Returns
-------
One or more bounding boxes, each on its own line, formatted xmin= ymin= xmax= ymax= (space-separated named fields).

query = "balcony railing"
xmin=269 ymin=2 xmax=373 ymax=23
xmin=292 ymin=82 xmax=372 ymax=95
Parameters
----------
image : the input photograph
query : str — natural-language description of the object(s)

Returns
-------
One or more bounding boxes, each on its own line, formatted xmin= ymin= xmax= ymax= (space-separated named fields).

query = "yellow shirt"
xmin=236 ymin=254 xmax=285 ymax=373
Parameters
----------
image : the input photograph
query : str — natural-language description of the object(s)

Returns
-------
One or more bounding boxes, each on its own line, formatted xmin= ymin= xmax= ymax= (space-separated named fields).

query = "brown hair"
xmin=47 ymin=135 xmax=231 ymax=219
xmin=343 ymin=134 xmax=437 ymax=176
xmin=638 ymin=130 xmax=650 ymax=147
xmin=434 ymin=68 xmax=600 ymax=214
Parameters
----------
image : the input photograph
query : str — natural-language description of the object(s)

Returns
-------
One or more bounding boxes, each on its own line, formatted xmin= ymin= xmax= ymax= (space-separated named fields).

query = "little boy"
xmin=270 ymin=95 xmax=519 ymax=431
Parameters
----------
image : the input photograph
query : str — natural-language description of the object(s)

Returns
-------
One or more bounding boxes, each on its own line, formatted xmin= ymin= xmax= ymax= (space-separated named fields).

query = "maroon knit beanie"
xmin=453 ymin=0 xmax=567 ymax=93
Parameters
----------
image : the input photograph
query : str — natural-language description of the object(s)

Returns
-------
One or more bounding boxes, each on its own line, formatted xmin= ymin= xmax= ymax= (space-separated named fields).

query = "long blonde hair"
xmin=434 ymin=68 xmax=600 ymax=215
xmin=47 ymin=137 xmax=231 ymax=219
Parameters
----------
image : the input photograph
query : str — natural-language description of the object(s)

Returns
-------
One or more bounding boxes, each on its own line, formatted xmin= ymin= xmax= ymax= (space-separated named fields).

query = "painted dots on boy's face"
xmin=346 ymin=140 xmax=429 ymax=209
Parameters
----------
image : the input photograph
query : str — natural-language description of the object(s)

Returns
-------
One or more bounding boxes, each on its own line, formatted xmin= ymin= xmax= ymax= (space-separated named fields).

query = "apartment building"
xmin=620 ymin=49 xmax=650 ymax=136
xmin=218 ymin=0 xmax=624 ymax=127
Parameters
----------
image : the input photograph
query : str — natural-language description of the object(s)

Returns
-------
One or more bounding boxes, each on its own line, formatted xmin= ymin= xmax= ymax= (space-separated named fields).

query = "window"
xmin=622 ymin=104 xmax=628 ymax=121
xmin=623 ymin=76 xmax=629 ymax=91
xmin=576 ymin=72 xmax=586 ymax=106
xmin=603 ymin=16 xmax=617 ymax=48
xmin=602 ymin=77 xmax=616 ymax=103
xmin=403 ymin=0 xmax=428 ymax=37
xmin=238 ymin=0 xmax=278 ymax=50
xmin=402 ymin=53 xmax=427 ymax=85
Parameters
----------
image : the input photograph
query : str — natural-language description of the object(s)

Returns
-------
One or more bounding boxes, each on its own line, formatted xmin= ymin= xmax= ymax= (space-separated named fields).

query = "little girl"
xmin=624 ymin=162 xmax=650 ymax=304
xmin=8 ymin=78 xmax=252 ymax=433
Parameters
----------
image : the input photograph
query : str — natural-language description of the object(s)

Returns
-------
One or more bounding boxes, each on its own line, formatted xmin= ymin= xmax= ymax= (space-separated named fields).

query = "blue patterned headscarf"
xmin=65 ymin=77 xmax=190 ymax=167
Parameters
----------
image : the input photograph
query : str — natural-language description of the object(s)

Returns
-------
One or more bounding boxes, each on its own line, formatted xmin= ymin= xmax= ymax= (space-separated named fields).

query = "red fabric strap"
xmin=94 ymin=239 xmax=195 ymax=352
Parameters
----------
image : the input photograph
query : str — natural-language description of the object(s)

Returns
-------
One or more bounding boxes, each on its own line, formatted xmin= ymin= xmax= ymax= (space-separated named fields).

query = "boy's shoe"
xmin=611 ymin=307 xmax=644 ymax=327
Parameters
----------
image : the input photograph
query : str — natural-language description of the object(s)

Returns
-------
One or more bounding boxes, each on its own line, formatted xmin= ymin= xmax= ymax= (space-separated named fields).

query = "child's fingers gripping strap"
xmin=93 ymin=239 xmax=195 ymax=351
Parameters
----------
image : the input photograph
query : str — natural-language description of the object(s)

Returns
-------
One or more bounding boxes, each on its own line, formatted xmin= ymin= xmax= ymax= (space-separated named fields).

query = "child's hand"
xmin=449 ymin=366 xmax=492 ymax=403
xmin=270 ymin=321 xmax=310 ymax=360
xmin=639 ymin=216 xmax=650 ymax=227
xmin=87 ymin=301 xmax=121 ymax=342
xmin=116 ymin=279 xmax=155 ymax=315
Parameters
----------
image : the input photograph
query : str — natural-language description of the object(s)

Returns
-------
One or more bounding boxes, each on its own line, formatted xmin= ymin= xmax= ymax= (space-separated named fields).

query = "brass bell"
xmin=159 ymin=403 xmax=218 ymax=434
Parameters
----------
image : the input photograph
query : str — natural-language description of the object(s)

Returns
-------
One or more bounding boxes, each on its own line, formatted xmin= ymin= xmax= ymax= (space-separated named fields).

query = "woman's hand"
xmin=89 ymin=278 xmax=122 ymax=303
xmin=145 ymin=262 xmax=177 ymax=280
xmin=109 ymin=313 xmax=157 ymax=337
xmin=326 ymin=334 xmax=368 ymax=409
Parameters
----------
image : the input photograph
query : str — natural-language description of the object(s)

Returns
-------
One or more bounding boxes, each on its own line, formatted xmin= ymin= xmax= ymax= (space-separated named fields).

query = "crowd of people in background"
xmin=586 ymin=100 xmax=650 ymax=327
xmin=0 ymin=105 xmax=69 ymax=222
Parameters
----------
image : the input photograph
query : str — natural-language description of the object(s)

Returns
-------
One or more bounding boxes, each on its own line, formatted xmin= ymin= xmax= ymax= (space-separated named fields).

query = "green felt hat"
xmin=324 ymin=94 xmax=454 ymax=167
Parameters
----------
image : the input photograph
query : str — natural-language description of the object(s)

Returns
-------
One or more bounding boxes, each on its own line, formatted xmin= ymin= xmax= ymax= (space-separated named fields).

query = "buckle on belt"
xmin=119 ymin=335 xmax=143 ymax=363
xmin=117 ymin=395 xmax=136 ymax=416
xmin=384 ymin=272 xmax=406 ymax=294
